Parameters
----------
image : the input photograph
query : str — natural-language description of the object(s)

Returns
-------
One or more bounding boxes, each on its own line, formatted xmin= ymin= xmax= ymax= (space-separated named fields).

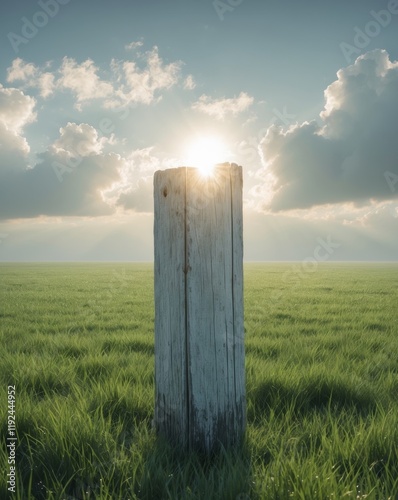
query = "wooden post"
xmin=154 ymin=163 xmax=245 ymax=454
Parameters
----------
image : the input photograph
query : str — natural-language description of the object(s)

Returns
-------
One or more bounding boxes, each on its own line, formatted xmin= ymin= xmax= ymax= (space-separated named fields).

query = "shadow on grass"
xmin=23 ymin=374 xmax=71 ymax=400
xmin=249 ymin=377 xmax=378 ymax=422
xmin=94 ymin=392 xmax=149 ymax=430
xmin=138 ymin=435 xmax=254 ymax=500
xmin=10 ymin=425 xmax=254 ymax=499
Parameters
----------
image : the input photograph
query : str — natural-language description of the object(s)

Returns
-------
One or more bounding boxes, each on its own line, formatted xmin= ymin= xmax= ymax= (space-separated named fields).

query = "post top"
xmin=154 ymin=162 xmax=241 ymax=176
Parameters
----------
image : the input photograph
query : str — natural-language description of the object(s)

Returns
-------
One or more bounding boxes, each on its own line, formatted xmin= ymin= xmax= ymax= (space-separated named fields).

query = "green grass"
xmin=0 ymin=262 xmax=397 ymax=499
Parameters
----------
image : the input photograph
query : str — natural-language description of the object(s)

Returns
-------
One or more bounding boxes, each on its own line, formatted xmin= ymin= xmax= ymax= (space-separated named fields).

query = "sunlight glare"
xmin=183 ymin=136 xmax=229 ymax=176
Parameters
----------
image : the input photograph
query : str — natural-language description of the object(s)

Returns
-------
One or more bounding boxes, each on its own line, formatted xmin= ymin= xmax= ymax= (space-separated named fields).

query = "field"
xmin=0 ymin=262 xmax=397 ymax=499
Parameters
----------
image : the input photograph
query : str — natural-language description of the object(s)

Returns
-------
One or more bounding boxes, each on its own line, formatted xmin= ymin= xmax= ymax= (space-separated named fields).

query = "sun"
xmin=182 ymin=135 xmax=229 ymax=176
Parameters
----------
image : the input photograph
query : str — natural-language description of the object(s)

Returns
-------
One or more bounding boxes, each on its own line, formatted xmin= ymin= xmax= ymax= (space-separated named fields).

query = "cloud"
xmin=0 ymin=84 xmax=36 ymax=134
xmin=256 ymin=49 xmax=398 ymax=212
xmin=0 ymin=121 xmax=31 ymax=162
xmin=192 ymin=91 xmax=254 ymax=119
xmin=115 ymin=176 xmax=153 ymax=212
xmin=7 ymin=58 xmax=55 ymax=98
xmin=37 ymin=72 xmax=56 ymax=98
xmin=7 ymin=58 xmax=37 ymax=82
xmin=0 ymin=114 xmax=158 ymax=219
xmin=125 ymin=40 xmax=144 ymax=51
xmin=50 ymin=122 xmax=114 ymax=157
xmin=6 ymin=46 xmax=185 ymax=109
xmin=343 ymin=201 xmax=398 ymax=229
xmin=0 ymin=85 xmax=36 ymax=165
xmin=109 ymin=46 xmax=182 ymax=107
xmin=101 ymin=147 xmax=163 ymax=213
xmin=57 ymin=57 xmax=114 ymax=109
xmin=7 ymin=57 xmax=112 ymax=105
xmin=183 ymin=75 xmax=196 ymax=90
xmin=0 ymin=120 xmax=123 ymax=219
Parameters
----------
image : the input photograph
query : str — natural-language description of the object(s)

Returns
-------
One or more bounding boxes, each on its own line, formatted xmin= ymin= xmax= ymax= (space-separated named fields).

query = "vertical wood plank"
xmin=186 ymin=164 xmax=245 ymax=452
xmin=153 ymin=167 xmax=187 ymax=448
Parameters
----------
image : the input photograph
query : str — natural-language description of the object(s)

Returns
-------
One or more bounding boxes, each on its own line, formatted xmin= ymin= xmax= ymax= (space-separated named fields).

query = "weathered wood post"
xmin=154 ymin=163 xmax=245 ymax=454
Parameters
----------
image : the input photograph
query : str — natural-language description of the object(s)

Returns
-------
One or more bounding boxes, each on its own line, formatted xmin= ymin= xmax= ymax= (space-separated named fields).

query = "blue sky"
xmin=0 ymin=0 xmax=397 ymax=261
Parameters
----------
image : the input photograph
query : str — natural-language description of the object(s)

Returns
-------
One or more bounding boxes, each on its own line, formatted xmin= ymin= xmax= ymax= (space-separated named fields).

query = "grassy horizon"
xmin=1 ymin=263 xmax=397 ymax=499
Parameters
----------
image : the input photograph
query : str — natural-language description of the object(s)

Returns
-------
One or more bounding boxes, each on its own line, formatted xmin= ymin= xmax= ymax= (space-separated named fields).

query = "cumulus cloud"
xmin=0 ymin=85 xmax=36 ymax=165
xmin=192 ymin=91 xmax=254 ymax=119
xmin=7 ymin=57 xmax=112 ymax=104
xmin=36 ymin=72 xmax=56 ymax=98
xmin=0 ymin=114 xmax=158 ymax=219
xmin=7 ymin=58 xmax=37 ymax=82
xmin=101 ymin=147 xmax=163 ymax=213
xmin=0 ymin=85 xmax=36 ymax=134
xmin=0 ymin=121 xmax=31 ymax=162
xmin=256 ymin=49 xmax=398 ymax=211
xmin=0 ymin=120 xmax=123 ymax=219
xmin=6 ymin=45 xmax=185 ymax=109
xmin=7 ymin=58 xmax=55 ymax=98
xmin=114 ymin=176 xmax=153 ymax=212
xmin=57 ymin=57 xmax=114 ymax=109
xmin=108 ymin=46 xmax=182 ymax=107
xmin=50 ymin=122 xmax=114 ymax=158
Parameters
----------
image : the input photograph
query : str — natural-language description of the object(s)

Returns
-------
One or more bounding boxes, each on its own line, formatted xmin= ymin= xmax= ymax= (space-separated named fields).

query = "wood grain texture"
xmin=154 ymin=164 xmax=245 ymax=453
xmin=153 ymin=168 xmax=188 ymax=448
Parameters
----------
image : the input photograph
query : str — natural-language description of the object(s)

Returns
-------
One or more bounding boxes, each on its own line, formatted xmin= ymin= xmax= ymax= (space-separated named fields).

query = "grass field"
xmin=0 ymin=262 xmax=397 ymax=499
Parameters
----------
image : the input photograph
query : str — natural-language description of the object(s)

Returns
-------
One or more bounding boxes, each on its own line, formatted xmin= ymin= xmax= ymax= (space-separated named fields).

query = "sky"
xmin=0 ymin=0 xmax=397 ymax=261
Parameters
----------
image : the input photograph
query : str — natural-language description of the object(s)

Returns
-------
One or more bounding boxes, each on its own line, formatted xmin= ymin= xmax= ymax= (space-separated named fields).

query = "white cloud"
xmin=0 ymin=85 xmax=36 ymax=134
xmin=6 ymin=46 xmax=186 ymax=109
xmin=0 ymin=85 xmax=36 ymax=163
xmin=0 ymin=122 xmax=123 ymax=219
xmin=0 ymin=121 xmax=30 ymax=159
xmin=109 ymin=46 xmax=182 ymax=107
xmin=125 ymin=40 xmax=144 ymax=51
xmin=7 ymin=58 xmax=37 ymax=82
xmin=183 ymin=74 xmax=196 ymax=90
xmin=7 ymin=45 xmax=185 ymax=110
xmin=343 ymin=201 xmax=398 ymax=228
xmin=112 ymin=175 xmax=153 ymax=213
xmin=7 ymin=58 xmax=55 ymax=98
xmin=126 ymin=147 xmax=162 ymax=175
xmin=256 ymin=49 xmax=398 ymax=212
xmin=101 ymin=147 xmax=163 ymax=212
xmin=192 ymin=91 xmax=254 ymax=119
xmin=57 ymin=57 xmax=114 ymax=108
xmin=0 ymin=116 xmax=160 ymax=218
xmin=50 ymin=122 xmax=113 ymax=158
xmin=37 ymin=72 xmax=55 ymax=98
